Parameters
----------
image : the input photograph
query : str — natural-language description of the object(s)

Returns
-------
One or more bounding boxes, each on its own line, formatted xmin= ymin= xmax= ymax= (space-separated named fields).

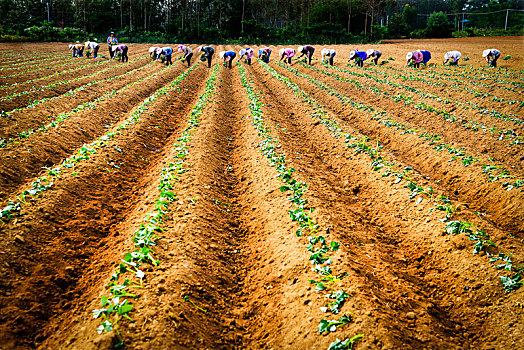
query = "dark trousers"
xmin=77 ymin=47 xmax=84 ymax=57
xmin=108 ymin=46 xmax=114 ymax=59
xmin=308 ymin=55 xmax=312 ymax=65
xmin=120 ymin=48 xmax=128 ymax=62
xmin=262 ymin=54 xmax=270 ymax=63
xmin=287 ymin=57 xmax=292 ymax=64
xmin=93 ymin=46 xmax=99 ymax=58
xmin=329 ymin=55 xmax=334 ymax=66
xmin=414 ymin=62 xmax=420 ymax=68
xmin=490 ymin=55 xmax=499 ymax=67
xmin=165 ymin=54 xmax=172 ymax=65
xmin=185 ymin=52 xmax=193 ymax=67
xmin=206 ymin=53 xmax=213 ymax=68
xmin=247 ymin=58 xmax=251 ymax=65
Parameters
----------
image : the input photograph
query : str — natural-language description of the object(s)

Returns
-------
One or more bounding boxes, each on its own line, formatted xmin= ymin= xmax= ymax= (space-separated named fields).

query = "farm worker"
xmin=113 ymin=44 xmax=128 ymax=62
xmin=297 ymin=45 xmax=315 ymax=65
xmin=158 ymin=47 xmax=173 ymax=66
xmin=321 ymin=48 xmax=337 ymax=66
xmin=279 ymin=48 xmax=295 ymax=65
xmin=219 ymin=51 xmax=236 ymax=69
xmin=149 ymin=46 xmax=160 ymax=60
xmin=178 ymin=45 xmax=193 ymax=67
xmin=107 ymin=32 xmax=118 ymax=59
xmin=366 ymin=49 xmax=382 ymax=65
xmin=483 ymin=49 xmax=501 ymax=67
xmin=443 ymin=51 xmax=461 ymax=65
xmin=258 ymin=47 xmax=272 ymax=63
xmin=197 ymin=46 xmax=214 ymax=68
xmin=420 ymin=50 xmax=432 ymax=65
xmin=238 ymin=48 xmax=254 ymax=65
xmin=85 ymin=41 xmax=100 ymax=58
xmin=406 ymin=50 xmax=423 ymax=68
xmin=349 ymin=50 xmax=367 ymax=67
xmin=69 ymin=43 xmax=84 ymax=58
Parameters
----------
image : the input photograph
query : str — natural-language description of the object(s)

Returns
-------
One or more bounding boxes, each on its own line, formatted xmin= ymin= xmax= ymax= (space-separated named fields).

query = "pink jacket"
xmin=412 ymin=51 xmax=423 ymax=64
xmin=283 ymin=48 xmax=295 ymax=58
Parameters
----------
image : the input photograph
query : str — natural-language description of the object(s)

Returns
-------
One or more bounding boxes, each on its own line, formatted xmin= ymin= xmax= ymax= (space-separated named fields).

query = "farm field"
xmin=0 ymin=36 xmax=523 ymax=349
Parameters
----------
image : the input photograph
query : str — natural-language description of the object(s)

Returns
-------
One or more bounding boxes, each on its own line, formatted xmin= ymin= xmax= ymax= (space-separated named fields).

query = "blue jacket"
xmin=421 ymin=50 xmax=431 ymax=63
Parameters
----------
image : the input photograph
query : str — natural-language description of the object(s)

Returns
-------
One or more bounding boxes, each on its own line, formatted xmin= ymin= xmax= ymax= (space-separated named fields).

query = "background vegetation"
xmin=0 ymin=0 xmax=522 ymax=43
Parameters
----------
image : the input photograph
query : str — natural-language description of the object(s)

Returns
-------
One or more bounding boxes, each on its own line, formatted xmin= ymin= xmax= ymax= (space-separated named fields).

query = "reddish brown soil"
xmin=0 ymin=38 xmax=522 ymax=350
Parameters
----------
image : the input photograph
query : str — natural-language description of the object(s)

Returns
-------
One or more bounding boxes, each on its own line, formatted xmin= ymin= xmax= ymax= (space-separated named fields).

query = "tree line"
xmin=0 ymin=0 xmax=522 ymax=43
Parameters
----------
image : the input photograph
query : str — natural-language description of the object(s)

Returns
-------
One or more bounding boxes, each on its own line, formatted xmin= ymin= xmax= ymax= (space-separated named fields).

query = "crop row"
xmin=0 ymin=62 xmax=196 ymax=224
xmin=0 ymin=53 xmax=69 ymax=70
xmin=423 ymin=64 xmax=524 ymax=88
xmin=362 ymin=64 xmax=523 ymax=108
xmin=279 ymin=61 xmax=524 ymax=191
xmin=0 ymin=56 xmax=80 ymax=80
xmin=0 ymin=56 xmax=148 ymax=107
xmin=0 ymin=51 xmax=61 ymax=66
xmin=0 ymin=61 xmax=163 ymax=148
xmin=93 ymin=63 xmax=218 ymax=347
xmin=308 ymin=62 xmax=523 ymax=147
xmin=263 ymin=59 xmax=523 ymax=292
xmin=0 ymin=58 xmax=111 ymax=90
xmin=239 ymin=62 xmax=364 ymax=349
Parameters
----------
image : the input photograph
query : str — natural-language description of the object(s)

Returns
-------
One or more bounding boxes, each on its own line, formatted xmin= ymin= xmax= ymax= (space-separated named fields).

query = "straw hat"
xmin=298 ymin=46 xmax=304 ymax=53
xmin=482 ymin=49 xmax=491 ymax=57
xmin=406 ymin=52 xmax=413 ymax=60
xmin=350 ymin=50 xmax=356 ymax=59
xmin=366 ymin=49 xmax=374 ymax=56
xmin=219 ymin=51 xmax=226 ymax=59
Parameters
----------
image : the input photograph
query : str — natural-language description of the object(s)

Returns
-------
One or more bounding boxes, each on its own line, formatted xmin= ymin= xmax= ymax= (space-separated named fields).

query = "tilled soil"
xmin=0 ymin=38 xmax=523 ymax=350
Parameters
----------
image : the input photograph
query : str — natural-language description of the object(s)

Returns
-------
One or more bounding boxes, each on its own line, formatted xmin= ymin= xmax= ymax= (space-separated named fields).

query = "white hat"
xmin=321 ymin=48 xmax=329 ymax=55
xmin=444 ymin=52 xmax=451 ymax=60
xmin=406 ymin=52 xmax=413 ymax=60
xmin=239 ymin=49 xmax=246 ymax=56
xmin=482 ymin=49 xmax=490 ymax=57
xmin=350 ymin=50 xmax=356 ymax=59
xmin=197 ymin=46 xmax=203 ymax=52
xmin=219 ymin=51 xmax=225 ymax=59
xmin=298 ymin=46 xmax=304 ymax=53
xmin=366 ymin=49 xmax=374 ymax=56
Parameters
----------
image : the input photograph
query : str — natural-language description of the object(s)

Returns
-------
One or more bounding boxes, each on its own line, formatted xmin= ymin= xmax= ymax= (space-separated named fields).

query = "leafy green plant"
xmin=328 ymin=334 xmax=365 ymax=349
xmin=318 ymin=314 xmax=352 ymax=333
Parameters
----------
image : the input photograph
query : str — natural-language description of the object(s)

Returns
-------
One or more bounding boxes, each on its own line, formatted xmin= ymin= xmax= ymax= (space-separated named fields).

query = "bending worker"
xmin=297 ymin=45 xmax=315 ymax=65
xmin=406 ymin=50 xmax=431 ymax=68
xmin=113 ymin=44 xmax=128 ymax=62
xmin=197 ymin=46 xmax=214 ymax=68
xmin=157 ymin=47 xmax=173 ymax=66
xmin=149 ymin=46 xmax=160 ymax=60
xmin=321 ymin=48 xmax=337 ymax=66
xmin=178 ymin=45 xmax=193 ymax=67
xmin=106 ymin=31 xmax=118 ymax=59
xmin=279 ymin=48 xmax=296 ymax=65
xmin=443 ymin=51 xmax=461 ymax=65
xmin=238 ymin=48 xmax=255 ymax=65
xmin=219 ymin=51 xmax=236 ymax=69
xmin=85 ymin=41 xmax=100 ymax=58
xmin=69 ymin=43 xmax=84 ymax=57
xmin=366 ymin=49 xmax=382 ymax=65
xmin=483 ymin=49 xmax=501 ymax=67
xmin=349 ymin=50 xmax=367 ymax=67
xmin=258 ymin=47 xmax=272 ymax=63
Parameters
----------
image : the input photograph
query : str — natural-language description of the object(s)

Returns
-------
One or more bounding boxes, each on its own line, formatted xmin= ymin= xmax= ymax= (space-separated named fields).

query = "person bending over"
xmin=238 ymin=48 xmax=255 ymax=65
xmin=297 ymin=45 xmax=315 ymax=65
xmin=483 ymin=49 xmax=501 ymax=67
xmin=279 ymin=48 xmax=295 ymax=65
xmin=366 ymin=49 xmax=382 ymax=65
xmin=258 ymin=47 xmax=272 ymax=63
xmin=349 ymin=50 xmax=367 ymax=67
xmin=197 ymin=46 xmax=214 ymax=68
xmin=85 ymin=41 xmax=100 ymax=58
xmin=178 ymin=45 xmax=193 ymax=67
xmin=219 ymin=51 xmax=236 ymax=69
xmin=321 ymin=48 xmax=337 ymax=66
xmin=443 ymin=51 xmax=461 ymax=66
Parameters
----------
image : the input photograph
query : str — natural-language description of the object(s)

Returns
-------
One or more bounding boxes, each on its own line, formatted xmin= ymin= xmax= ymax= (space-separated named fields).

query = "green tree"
xmin=426 ymin=11 xmax=453 ymax=37
xmin=402 ymin=4 xmax=417 ymax=30
xmin=387 ymin=13 xmax=408 ymax=37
